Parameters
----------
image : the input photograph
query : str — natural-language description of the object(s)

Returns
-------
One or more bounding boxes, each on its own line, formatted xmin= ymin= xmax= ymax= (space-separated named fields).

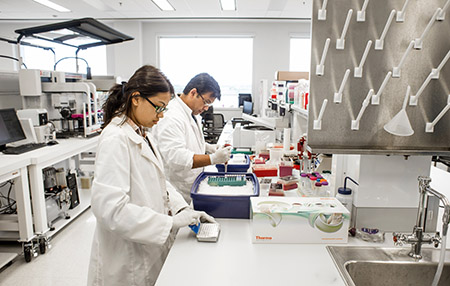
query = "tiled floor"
xmin=0 ymin=208 xmax=95 ymax=286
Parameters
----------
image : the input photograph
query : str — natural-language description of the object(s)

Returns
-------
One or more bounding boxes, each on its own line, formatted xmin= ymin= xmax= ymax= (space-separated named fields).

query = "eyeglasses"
xmin=140 ymin=96 xmax=168 ymax=114
xmin=197 ymin=93 xmax=214 ymax=107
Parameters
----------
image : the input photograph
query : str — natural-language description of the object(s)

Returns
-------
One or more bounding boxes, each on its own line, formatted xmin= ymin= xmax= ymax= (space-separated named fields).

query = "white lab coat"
xmin=88 ymin=116 xmax=188 ymax=286
xmin=153 ymin=95 xmax=208 ymax=203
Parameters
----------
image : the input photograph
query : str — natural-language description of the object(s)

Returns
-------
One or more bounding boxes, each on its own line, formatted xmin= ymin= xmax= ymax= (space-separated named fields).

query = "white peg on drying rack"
xmin=410 ymin=72 xmax=433 ymax=106
xmin=371 ymin=71 xmax=392 ymax=105
xmin=396 ymin=0 xmax=410 ymax=22
xmin=316 ymin=38 xmax=331 ymax=76
xmin=410 ymin=50 xmax=450 ymax=105
xmin=337 ymin=10 xmax=353 ymax=50
xmin=414 ymin=8 xmax=442 ymax=49
xmin=351 ymin=89 xmax=374 ymax=130
xmin=334 ymin=69 xmax=351 ymax=103
xmin=431 ymin=49 xmax=450 ymax=79
xmin=357 ymin=0 xmax=370 ymax=22
xmin=354 ymin=40 xmax=372 ymax=78
xmin=318 ymin=0 xmax=328 ymax=20
xmin=393 ymin=40 xmax=414 ymax=77
xmin=375 ymin=10 xmax=396 ymax=50
xmin=437 ymin=0 xmax=450 ymax=21
xmin=426 ymin=95 xmax=450 ymax=132
xmin=313 ymin=99 xmax=328 ymax=130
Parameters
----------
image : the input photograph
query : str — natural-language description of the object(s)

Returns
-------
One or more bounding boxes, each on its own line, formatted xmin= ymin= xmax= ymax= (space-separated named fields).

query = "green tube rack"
xmin=207 ymin=175 xmax=247 ymax=186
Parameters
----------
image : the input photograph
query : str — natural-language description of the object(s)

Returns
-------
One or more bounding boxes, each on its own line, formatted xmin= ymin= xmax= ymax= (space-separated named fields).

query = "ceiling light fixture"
xmin=33 ymin=0 xmax=71 ymax=13
xmin=152 ymin=0 xmax=175 ymax=11
xmin=220 ymin=0 xmax=236 ymax=11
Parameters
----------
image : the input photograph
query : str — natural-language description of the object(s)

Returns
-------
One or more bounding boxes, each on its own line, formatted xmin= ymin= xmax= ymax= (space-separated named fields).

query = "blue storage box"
xmin=216 ymin=154 xmax=250 ymax=172
xmin=190 ymin=172 xmax=259 ymax=219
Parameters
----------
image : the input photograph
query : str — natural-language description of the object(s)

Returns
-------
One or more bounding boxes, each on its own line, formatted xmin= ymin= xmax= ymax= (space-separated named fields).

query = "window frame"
xmin=157 ymin=35 xmax=254 ymax=108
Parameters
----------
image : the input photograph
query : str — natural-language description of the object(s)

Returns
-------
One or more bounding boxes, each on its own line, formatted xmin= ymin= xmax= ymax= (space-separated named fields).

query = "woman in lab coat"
xmin=87 ymin=65 xmax=215 ymax=286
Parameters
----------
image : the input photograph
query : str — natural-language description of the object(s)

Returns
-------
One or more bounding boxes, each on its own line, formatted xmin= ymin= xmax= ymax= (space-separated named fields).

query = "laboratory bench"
xmin=156 ymin=219 xmax=399 ymax=286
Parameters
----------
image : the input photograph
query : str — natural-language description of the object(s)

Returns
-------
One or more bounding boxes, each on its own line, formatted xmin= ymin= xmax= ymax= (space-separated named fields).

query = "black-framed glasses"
xmin=197 ymin=93 xmax=214 ymax=107
xmin=140 ymin=96 xmax=168 ymax=114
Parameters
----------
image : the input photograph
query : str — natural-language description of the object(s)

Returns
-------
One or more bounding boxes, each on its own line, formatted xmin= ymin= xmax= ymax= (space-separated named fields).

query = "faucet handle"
xmin=418 ymin=176 xmax=431 ymax=186
xmin=432 ymin=232 xmax=441 ymax=248
xmin=393 ymin=232 xmax=405 ymax=246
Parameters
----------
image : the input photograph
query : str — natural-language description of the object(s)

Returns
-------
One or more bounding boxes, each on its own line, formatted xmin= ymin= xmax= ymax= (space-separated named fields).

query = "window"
xmin=20 ymin=38 xmax=107 ymax=75
xmin=159 ymin=37 xmax=253 ymax=108
xmin=290 ymin=38 xmax=311 ymax=72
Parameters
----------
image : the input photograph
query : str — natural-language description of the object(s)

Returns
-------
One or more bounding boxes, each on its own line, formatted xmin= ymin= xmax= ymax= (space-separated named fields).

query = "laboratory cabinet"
xmin=0 ymin=137 xmax=98 ymax=263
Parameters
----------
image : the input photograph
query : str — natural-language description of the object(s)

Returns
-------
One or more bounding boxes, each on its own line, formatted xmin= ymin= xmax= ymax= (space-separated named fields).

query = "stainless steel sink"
xmin=327 ymin=246 xmax=450 ymax=286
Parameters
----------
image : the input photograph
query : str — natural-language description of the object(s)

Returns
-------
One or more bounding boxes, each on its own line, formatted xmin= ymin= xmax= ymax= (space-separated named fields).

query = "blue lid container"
xmin=190 ymin=171 xmax=259 ymax=219
xmin=216 ymin=155 xmax=250 ymax=173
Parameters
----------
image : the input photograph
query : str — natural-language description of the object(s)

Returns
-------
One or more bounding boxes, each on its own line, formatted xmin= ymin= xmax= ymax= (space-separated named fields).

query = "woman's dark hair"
xmin=102 ymin=65 xmax=174 ymax=128
xmin=183 ymin=73 xmax=221 ymax=100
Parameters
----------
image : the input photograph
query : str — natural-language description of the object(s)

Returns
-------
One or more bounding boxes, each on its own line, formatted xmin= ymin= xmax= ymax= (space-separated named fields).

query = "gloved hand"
xmin=194 ymin=210 xmax=216 ymax=224
xmin=205 ymin=143 xmax=217 ymax=154
xmin=210 ymin=145 xmax=232 ymax=165
xmin=172 ymin=208 xmax=216 ymax=229
xmin=172 ymin=208 xmax=201 ymax=229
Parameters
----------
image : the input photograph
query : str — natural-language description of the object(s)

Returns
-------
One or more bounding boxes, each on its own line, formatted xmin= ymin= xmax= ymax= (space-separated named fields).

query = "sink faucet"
xmin=393 ymin=176 xmax=450 ymax=260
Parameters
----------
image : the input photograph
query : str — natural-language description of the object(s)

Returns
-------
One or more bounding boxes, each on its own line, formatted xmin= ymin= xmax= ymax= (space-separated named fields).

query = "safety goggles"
xmin=140 ymin=95 xmax=168 ymax=114
xmin=197 ymin=93 xmax=214 ymax=107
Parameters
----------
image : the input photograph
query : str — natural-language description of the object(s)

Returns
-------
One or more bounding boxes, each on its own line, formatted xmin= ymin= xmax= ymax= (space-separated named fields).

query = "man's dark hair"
xmin=183 ymin=73 xmax=221 ymax=100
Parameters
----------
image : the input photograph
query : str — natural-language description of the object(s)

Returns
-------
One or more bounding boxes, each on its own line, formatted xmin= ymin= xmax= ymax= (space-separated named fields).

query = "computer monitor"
xmin=238 ymin=93 xmax=252 ymax=107
xmin=243 ymin=101 xmax=253 ymax=115
xmin=0 ymin=109 xmax=27 ymax=150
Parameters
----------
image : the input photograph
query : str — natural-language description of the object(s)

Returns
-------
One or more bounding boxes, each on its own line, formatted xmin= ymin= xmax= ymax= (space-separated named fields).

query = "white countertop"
xmin=156 ymin=219 xmax=397 ymax=286
xmin=0 ymin=136 xmax=98 ymax=170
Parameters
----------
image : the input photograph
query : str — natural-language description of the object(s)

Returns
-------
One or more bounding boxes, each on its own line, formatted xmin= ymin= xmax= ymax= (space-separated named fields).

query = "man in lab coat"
xmin=154 ymin=73 xmax=231 ymax=203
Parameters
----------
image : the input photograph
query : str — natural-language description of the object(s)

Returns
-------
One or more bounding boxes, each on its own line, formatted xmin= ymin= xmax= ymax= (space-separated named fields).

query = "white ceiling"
xmin=0 ymin=0 xmax=312 ymax=20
